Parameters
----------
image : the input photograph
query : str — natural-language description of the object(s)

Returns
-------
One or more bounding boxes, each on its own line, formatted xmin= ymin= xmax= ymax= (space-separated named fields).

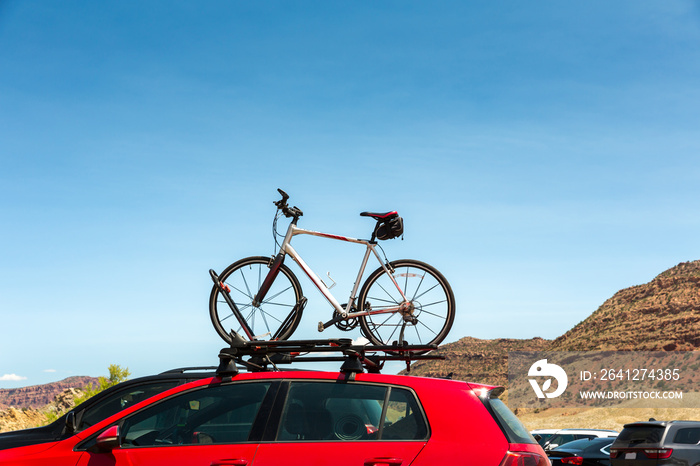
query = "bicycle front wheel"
xmin=358 ymin=259 xmax=455 ymax=348
xmin=209 ymin=256 xmax=304 ymax=344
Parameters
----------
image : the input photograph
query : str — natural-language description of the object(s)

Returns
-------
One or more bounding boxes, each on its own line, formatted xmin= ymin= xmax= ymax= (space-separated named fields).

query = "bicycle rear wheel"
xmin=358 ymin=259 xmax=455 ymax=348
xmin=209 ymin=256 xmax=304 ymax=344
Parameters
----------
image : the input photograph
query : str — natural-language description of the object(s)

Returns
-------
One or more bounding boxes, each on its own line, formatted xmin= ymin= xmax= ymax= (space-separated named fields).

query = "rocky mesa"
xmin=406 ymin=260 xmax=700 ymax=381
xmin=0 ymin=376 xmax=98 ymax=410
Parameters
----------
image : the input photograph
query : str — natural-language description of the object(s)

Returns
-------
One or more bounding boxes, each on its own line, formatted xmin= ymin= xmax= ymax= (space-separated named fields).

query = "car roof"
xmin=553 ymin=428 xmax=618 ymax=434
xmin=556 ymin=437 xmax=616 ymax=448
xmin=622 ymin=420 xmax=700 ymax=428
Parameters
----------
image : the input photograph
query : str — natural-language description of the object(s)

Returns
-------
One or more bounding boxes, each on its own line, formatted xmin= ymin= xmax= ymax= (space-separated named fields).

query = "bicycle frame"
xmin=253 ymin=218 xmax=411 ymax=331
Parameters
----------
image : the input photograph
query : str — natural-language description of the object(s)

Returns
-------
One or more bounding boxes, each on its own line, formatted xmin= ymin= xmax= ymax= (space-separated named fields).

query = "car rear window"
xmin=615 ymin=425 xmax=665 ymax=446
xmin=487 ymin=398 xmax=536 ymax=444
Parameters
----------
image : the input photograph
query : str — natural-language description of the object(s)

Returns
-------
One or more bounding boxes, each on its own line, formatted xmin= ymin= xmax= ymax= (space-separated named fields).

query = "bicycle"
xmin=209 ymin=189 xmax=455 ymax=350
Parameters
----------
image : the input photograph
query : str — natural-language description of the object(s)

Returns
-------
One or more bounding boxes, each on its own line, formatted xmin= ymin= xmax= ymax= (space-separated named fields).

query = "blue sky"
xmin=1 ymin=1 xmax=699 ymax=387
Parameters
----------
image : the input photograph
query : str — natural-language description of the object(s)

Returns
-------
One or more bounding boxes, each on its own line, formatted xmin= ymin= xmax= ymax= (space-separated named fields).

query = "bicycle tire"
xmin=209 ymin=256 xmax=304 ymax=344
xmin=358 ymin=259 xmax=455 ymax=348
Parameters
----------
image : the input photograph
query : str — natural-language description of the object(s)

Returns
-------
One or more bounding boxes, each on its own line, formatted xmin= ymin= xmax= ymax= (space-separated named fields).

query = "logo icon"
xmin=528 ymin=359 xmax=568 ymax=399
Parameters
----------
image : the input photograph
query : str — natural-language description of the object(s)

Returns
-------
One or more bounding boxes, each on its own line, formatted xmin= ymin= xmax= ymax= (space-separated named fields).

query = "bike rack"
xmin=216 ymin=333 xmax=444 ymax=379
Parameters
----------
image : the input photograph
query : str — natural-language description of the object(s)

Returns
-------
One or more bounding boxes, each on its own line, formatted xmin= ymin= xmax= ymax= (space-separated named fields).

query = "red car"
xmin=0 ymin=342 xmax=547 ymax=466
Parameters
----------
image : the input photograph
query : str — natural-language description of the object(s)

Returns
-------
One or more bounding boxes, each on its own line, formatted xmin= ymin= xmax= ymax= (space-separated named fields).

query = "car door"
xmin=253 ymin=381 xmax=428 ymax=466
xmin=75 ymin=381 xmax=276 ymax=466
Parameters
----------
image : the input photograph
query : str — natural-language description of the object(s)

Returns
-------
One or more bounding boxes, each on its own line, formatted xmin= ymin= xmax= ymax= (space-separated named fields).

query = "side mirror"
xmin=64 ymin=411 xmax=76 ymax=434
xmin=95 ymin=425 xmax=121 ymax=452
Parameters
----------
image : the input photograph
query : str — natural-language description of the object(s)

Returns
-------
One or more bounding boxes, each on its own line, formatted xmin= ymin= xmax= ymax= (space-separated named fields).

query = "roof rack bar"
xmin=215 ymin=334 xmax=444 ymax=375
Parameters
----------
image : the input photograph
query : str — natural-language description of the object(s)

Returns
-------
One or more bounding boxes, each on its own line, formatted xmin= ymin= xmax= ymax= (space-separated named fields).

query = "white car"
xmin=531 ymin=428 xmax=559 ymax=446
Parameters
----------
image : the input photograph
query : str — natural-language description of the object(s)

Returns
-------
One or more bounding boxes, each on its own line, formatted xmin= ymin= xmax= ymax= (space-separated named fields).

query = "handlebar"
xmin=274 ymin=188 xmax=303 ymax=218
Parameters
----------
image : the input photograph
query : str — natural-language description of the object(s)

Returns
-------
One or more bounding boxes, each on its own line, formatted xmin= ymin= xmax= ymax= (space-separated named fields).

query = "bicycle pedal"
xmin=318 ymin=321 xmax=324 ymax=332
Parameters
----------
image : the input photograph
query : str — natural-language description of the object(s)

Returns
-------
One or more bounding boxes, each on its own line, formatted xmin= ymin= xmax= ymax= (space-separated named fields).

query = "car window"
xmin=552 ymin=438 xmax=591 ymax=451
xmin=615 ymin=425 xmax=665 ymax=446
xmin=276 ymin=382 xmax=427 ymax=442
xmin=118 ymin=382 xmax=271 ymax=446
xmin=78 ymin=382 xmax=180 ymax=430
xmin=549 ymin=434 xmax=575 ymax=446
xmin=381 ymin=386 xmax=428 ymax=441
xmin=673 ymin=428 xmax=700 ymax=444
xmin=487 ymin=398 xmax=535 ymax=444
xmin=535 ymin=433 xmax=554 ymax=445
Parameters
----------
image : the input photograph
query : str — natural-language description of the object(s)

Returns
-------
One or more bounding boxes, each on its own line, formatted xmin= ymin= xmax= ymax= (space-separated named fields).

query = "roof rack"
xmin=216 ymin=333 xmax=444 ymax=378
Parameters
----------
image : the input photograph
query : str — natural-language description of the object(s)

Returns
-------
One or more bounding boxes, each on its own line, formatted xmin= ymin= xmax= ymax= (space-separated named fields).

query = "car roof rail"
xmin=160 ymin=366 xmax=218 ymax=374
xmin=216 ymin=333 xmax=444 ymax=378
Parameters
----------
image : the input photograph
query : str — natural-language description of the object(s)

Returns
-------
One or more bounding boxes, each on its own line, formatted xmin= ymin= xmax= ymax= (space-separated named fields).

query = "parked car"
xmin=0 ymin=366 xmax=216 ymax=451
xmin=532 ymin=428 xmax=559 ymax=446
xmin=548 ymin=437 xmax=616 ymax=465
xmin=544 ymin=429 xmax=619 ymax=450
xmin=610 ymin=420 xmax=700 ymax=466
xmin=0 ymin=341 xmax=548 ymax=466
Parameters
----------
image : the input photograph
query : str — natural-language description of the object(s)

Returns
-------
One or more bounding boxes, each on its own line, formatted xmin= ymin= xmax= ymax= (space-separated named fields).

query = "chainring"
xmin=333 ymin=304 xmax=359 ymax=331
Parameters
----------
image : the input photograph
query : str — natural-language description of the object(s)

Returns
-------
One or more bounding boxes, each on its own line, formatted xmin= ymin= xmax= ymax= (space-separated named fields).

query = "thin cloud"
xmin=0 ymin=374 xmax=27 ymax=381
xmin=43 ymin=369 xmax=57 ymax=373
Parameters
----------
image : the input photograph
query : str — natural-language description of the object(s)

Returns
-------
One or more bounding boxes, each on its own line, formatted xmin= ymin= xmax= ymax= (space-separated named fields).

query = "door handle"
xmin=365 ymin=458 xmax=402 ymax=466
xmin=211 ymin=460 xmax=248 ymax=466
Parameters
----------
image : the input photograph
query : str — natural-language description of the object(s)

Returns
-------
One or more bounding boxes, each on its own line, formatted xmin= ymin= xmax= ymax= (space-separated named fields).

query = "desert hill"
xmin=406 ymin=260 xmax=700 ymax=382
xmin=550 ymin=260 xmax=700 ymax=351
xmin=406 ymin=336 xmax=551 ymax=385
xmin=0 ymin=376 xmax=99 ymax=409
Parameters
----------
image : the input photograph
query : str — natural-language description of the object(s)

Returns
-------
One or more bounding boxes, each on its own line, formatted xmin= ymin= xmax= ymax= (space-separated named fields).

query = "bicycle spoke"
xmin=256 ymin=307 xmax=285 ymax=325
xmin=219 ymin=283 xmax=253 ymax=301
xmin=417 ymin=306 xmax=447 ymax=319
xmin=365 ymin=295 xmax=402 ymax=308
xmin=410 ymin=321 xmax=424 ymax=343
xmin=409 ymin=269 xmax=426 ymax=302
xmin=411 ymin=283 xmax=441 ymax=302
xmin=375 ymin=281 xmax=401 ymax=304
xmin=258 ymin=306 xmax=272 ymax=335
xmin=367 ymin=313 xmax=401 ymax=343
xmin=240 ymin=268 xmax=253 ymax=298
xmin=416 ymin=308 xmax=447 ymax=321
xmin=218 ymin=300 xmax=254 ymax=322
xmin=262 ymin=285 xmax=295 ymax=305
xmin=415 ymin=318 xmax=438 ymax=337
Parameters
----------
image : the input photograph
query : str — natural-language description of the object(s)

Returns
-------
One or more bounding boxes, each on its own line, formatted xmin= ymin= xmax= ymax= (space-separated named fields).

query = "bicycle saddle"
xmin=360 ymin=211 xmax=398 ymax=220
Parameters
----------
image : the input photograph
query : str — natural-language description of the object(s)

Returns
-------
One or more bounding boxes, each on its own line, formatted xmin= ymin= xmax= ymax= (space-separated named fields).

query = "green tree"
xmin=44 ymin=364 xmax=130 ymax=424
xmin=74 ymin=364 xmax=131 ymax=406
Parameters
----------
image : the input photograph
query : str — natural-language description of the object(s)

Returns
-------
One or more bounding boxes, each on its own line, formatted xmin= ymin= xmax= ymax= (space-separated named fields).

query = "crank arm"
xmin=318 ymin=312 xmax=346 ymax=332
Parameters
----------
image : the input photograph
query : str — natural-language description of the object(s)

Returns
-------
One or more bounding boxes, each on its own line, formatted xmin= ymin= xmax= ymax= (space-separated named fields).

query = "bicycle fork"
xmin=210 ymin=253 xmax=305 ymax=341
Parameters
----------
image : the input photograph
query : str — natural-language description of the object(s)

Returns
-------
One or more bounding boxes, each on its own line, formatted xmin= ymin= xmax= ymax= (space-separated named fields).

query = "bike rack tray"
xmin=216 ymin=335 xmax=444 ymax=377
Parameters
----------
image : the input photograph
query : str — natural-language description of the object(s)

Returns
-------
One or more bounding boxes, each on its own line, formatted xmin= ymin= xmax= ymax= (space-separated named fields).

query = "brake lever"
xmin=274 ymin=189 xmax=290 ymax=209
